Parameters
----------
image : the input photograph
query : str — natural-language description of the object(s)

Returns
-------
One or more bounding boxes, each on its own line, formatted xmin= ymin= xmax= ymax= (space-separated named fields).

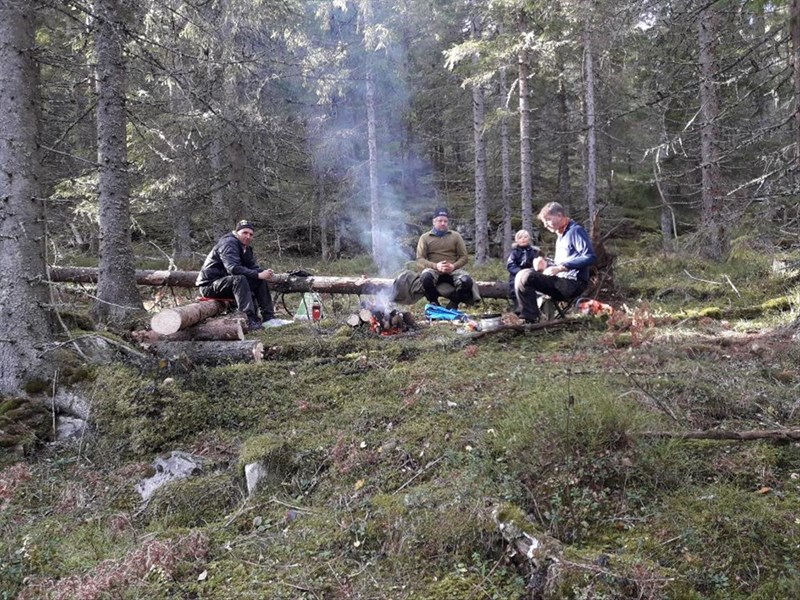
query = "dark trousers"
xmin=420 ymin=269 xmax=474 ymax=305
xmin=200 ymin=275 xmax=274 ymax=321
xmin=514 ymin=269 xmax=586 ymax=321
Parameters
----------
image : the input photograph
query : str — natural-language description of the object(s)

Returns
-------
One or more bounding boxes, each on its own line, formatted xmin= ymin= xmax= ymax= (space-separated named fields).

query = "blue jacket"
xmin=506 ymin=245 xmax=539 ymax=278
xmin=553 ymin=220 xmax=596 ymax=283
xmin=196 ymin=232 xmax=262 ymax=287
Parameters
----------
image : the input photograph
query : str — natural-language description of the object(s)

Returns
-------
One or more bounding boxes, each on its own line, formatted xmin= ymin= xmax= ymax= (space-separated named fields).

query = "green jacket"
xmin=416 ymin=230 xmax=469 ymax=270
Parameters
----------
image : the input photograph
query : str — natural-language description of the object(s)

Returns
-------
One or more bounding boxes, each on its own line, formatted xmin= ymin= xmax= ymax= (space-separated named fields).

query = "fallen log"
xmin=468 ymin=318 xmax=576 ymax=338
xmin=150 ymin=300 xmax=229 ymax=335
xmin=132 ymin=318 xmax=245 ymax=343
xmin=49 ymin=266 xmax=198 ymax=287
xmin=147 ymin=340 xmax=263 ymax=365
xmin=638 ymin=428 xmax=800 ymax=442
xmin=47 ymin=266 xmax=510 ymax=299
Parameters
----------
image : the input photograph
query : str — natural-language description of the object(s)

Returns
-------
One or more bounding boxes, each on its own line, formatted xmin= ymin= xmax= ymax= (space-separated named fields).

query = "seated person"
xmin=506 ymin=229 xmax=539 ymax=309
xmin=195 ymin=219 xmax=278 ymax=330
xmin=416 ymin=207 xmax=477 ymax=310
xmin=515 ymin=202 xmax=596 ymax=323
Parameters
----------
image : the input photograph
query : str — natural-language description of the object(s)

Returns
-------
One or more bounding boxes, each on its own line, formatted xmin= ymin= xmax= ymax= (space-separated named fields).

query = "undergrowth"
xmin=3 ymin=251 xmax=800 ymax=598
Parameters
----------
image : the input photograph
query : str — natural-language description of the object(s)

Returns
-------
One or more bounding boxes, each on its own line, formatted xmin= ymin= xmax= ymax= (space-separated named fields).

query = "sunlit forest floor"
xmin=3 ymin=237 xmax=800 ymax=599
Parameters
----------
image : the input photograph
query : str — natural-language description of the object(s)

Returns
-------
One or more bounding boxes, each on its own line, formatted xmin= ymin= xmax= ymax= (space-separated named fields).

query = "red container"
xmin=311 ymin=302 xmax=322 ymax=321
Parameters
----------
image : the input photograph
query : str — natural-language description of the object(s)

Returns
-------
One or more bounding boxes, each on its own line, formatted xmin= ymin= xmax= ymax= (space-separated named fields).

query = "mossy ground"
xmin=2 ymin=248 xmax=800 ymax=599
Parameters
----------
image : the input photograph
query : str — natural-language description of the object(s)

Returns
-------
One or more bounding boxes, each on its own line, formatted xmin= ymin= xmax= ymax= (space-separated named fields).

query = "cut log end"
xmin=150 ymin=300 xmax=228 ymax=335
xmin=150 ymin=309 xmax=183 ymax=335
xmin=133 ymin=317 xmax=246 ymax=342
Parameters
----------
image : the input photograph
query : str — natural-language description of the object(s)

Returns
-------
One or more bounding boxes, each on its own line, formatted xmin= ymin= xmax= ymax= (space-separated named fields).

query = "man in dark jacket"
xmin=515 ymin=202 xmax=596 ymax=323
xmin=196 ymin=220 xmax=277 ymax=330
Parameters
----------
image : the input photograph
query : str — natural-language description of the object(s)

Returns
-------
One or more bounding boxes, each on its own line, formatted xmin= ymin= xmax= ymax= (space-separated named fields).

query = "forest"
xmin=2 ymin=0 xmax=800 ymax=598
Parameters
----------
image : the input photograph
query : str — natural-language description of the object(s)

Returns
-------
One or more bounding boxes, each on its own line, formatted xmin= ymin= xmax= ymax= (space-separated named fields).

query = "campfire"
xmin=368 ymin=306 xmax=415 ymax=335
xmin=347 ymin=300 xmax=416 ymax=335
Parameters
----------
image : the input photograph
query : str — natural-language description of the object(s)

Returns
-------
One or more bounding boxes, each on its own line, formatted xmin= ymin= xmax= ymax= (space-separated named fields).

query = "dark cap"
xmin=433 ymin=207 xmax=449 ymax=219
xmin=235 ymin=219 xmax=255 ymax=232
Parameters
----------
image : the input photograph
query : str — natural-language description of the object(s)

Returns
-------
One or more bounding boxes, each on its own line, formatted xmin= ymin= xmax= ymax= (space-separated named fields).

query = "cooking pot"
xmin=478 ymin=313 xmax=502 ymax=331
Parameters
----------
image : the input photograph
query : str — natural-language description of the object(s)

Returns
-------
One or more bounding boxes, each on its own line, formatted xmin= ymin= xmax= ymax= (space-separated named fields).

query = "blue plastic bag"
xmin=424 ymin=303 xmax=468 ymax=322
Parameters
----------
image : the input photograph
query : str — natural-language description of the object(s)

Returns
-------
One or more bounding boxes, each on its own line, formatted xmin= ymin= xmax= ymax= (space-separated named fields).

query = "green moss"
xmin=698 ymin=306 xmax=723 ymax=319
xmin=238 ymin=433 xmax=290 ymax=469
xmin=6 ymin=250 xmax=800 ymax=598
xmin=144 ymin=473 xmax=240 ymax=528
xmin=494 ymin=503 xmax=528 ymax=528
xmin=645 ymin=484 xmax=800 ymax=597
xmin=0 ymin=397 xmax=51 ymax=457
xmin=91 ymin=365 xmax=228 ymax=458
xmin=0 ymin=397 xmax=26 ymax=417
xmin=237 ymin=434 xmax=294 ymax=492
xmin=22 ymin=379 xmax=49 ymax=394
xmin=418 ymin=567 xmax=525 ymax=600
xmin=612 ymin=331 xmax=633 ymax=347
xmin=58 ymin=310 xmax=95 ymax=331
xmin=760 ymin=296 xmax=792 ymax=311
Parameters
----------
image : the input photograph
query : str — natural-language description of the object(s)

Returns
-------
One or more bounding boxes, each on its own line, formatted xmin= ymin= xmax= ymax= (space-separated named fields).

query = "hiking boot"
xmin=247 ymin=317 xmax=263 ymax=331
xmin=445 ymin=300 xmax=459 ymax=310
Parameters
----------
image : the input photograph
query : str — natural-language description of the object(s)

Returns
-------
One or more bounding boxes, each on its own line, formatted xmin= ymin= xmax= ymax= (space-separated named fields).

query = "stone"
xmin=136 ymin=450 xmax=204 ymax=501
xmin=56 ymin=416 xmax=86 ymax=441
xmin=244 ymin=462 xmax=268 ymax=496
xmin=51 ymin=389 xmax=91 ymax=420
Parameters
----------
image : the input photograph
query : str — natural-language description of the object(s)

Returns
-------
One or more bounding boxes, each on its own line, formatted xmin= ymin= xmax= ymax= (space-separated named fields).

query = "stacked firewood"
xmin=346 ymin=303 xmax=416 ymax=335
xmin=133 ymin=299 xmax=263 ymax=364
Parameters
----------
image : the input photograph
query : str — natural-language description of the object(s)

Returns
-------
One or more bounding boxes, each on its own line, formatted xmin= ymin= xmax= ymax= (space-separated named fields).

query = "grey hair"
xmin=537 ymin=202 xmax=566 ymax=220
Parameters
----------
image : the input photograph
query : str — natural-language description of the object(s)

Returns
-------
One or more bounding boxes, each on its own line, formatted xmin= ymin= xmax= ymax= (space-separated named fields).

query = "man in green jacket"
xmin=416 ymin=208 xmax=476 ymax=309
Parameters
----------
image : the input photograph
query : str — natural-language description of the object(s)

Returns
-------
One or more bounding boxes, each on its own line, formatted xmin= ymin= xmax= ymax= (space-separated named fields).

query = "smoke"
xmin=304 ymin=1 xmax=437 ymax=277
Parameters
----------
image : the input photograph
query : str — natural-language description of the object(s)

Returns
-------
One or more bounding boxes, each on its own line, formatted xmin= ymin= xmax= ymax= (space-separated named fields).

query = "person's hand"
xmin=543 ymin=265 xmax=564 ymax=276
xmin=436 ymin=261 xmax=454 ymax=274
xmin=258 ymin=268 xmax=274 ymax=280
xmin=533 ymin=256 xmax=547 ymax=271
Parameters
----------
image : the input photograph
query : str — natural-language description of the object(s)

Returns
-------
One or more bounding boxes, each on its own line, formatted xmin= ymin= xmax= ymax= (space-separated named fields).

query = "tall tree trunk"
xmin=334 ymin=216 xmax=342 ymax=258
xmin=518 ymin=46 xmax=533 ymax=233
xmin=472 ymin=23 xmax=489 ymax=264
xmin=499 ymin=65 xmax=513 ymax=259
xmin=209 ymin=136 xmax=228 ymax=239
xmin=750 ymin=4 xmax=770 ymax=128
xmin=318 ymin=173 xmax=331 ymax=261
xmin=698 ymin=3 xmax=725 ymax=260
xmin=227 ymin=138 xmax=246 ymax=221
xmin=557 ymin=75 xmax=571 ymax=210
xmin=166 ymin=57 xmax=192 ymax=266
xmin=363 ymin=0 xmax=383 ymax=272
xmin=792 ymin=0 xmax=800 ymax=161
xmin=169 ymin=195 xmax=192 ymax=266
xmin=582 ymin=7 xmax=598 ymax=235
xmin=0 ymin=0 xmax=52 ymax=395
xmin=657 ymin=109 xmax=675 ymax=252
xmin=92 ymin=0 xmax=143 ymax=323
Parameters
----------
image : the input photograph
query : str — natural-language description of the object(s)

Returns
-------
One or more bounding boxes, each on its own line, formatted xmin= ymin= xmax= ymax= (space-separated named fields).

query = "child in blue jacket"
xmin=506 ymin=229 xmax=539 ymax=306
